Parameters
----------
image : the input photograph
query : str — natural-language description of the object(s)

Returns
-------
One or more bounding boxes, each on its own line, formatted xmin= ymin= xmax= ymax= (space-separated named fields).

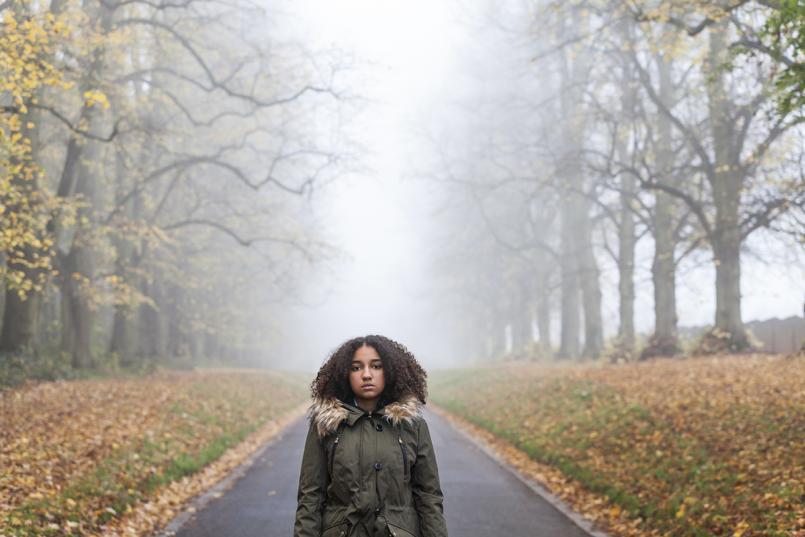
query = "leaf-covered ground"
xmin=0 ymin=368 xmax=309 ymax=537
xmin=429 ymin=354 xmax=804 ymax=537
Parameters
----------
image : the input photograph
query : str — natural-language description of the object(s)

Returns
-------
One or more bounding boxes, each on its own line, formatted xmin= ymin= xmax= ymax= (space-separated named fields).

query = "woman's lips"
xmin=361 ymin=384 xmax=374 ymax=389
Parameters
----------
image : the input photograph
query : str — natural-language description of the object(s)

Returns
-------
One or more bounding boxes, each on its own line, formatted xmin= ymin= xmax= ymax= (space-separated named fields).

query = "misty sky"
xmin=271 ymin=0 xmax=805 ymax=372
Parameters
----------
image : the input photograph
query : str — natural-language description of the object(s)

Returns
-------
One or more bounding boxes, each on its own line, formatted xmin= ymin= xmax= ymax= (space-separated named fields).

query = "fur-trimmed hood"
xmin=308 ymin=394 xmax=422 ymax=438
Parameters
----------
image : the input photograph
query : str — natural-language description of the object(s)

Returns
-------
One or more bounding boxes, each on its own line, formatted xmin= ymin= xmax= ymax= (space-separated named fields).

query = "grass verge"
xmin=1 ymin=368 xmax=308 ymax=536
xmin=429 ymin=354 xmax=804 ymax=537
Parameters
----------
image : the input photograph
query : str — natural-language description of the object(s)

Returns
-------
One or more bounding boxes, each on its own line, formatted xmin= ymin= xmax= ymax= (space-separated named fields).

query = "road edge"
xmin=428 ymin=403 xmax=612 ymax=537
xmin=150 ymin=403 xmax=308 ymax=537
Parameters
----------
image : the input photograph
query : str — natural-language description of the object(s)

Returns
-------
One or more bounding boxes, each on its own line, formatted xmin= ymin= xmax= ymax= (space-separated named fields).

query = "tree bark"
xmin=60 ymin=245 xmax=94 ymax=369
xmin=706 ymin=21 xmax=749 ymax=350
xmin=535 ymin=268 xmax=552 ymax=354
xmin=576 ymin=196 xmax=603 ymax=359
xmin=510 ymin=279 xmax=532 ymax=352
xmin=615 ymin=19 xmax=637 ymax=356
xmin=647 ymin=53 xmax=681 ymax=358
xmin=556 ymin=11 xmax=594 ymax=361
xmin=0 ymin=282 xmax=43 ymax=353
xmin=138 ymin=277 xmax=165 ymax=359
xmin=56 ymin=0 xmax=115 ymax=368
xmin=617 ymin=165 xmax=636 ymax=353
xmin=558 ymin=204 xmax=581 ymax=358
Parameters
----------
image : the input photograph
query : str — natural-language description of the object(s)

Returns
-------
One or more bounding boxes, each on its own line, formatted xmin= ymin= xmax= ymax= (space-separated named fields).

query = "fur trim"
xmin=308 ymin=397 xmax=349 ymax=438
xmin=309 ymin=394 xmax=422 ymax=438
xmin=381 ymin=394 xmax=422 ymax=428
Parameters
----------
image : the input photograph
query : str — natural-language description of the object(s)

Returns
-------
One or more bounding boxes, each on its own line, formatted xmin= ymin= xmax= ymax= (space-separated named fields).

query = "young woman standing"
xmin=294 ymin=335 xmax=448 ymax=537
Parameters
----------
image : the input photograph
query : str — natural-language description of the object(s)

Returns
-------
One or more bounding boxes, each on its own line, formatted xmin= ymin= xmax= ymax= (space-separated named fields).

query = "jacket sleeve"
xmin=294 ymin=420 xmax=328 ymax=537
xmin=411 ymin=417 xmax=448 ymax=537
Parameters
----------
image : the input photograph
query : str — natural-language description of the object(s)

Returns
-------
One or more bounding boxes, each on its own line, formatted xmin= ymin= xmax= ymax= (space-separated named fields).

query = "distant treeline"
xmin=424 ymin=0 xmax=805 ymax=362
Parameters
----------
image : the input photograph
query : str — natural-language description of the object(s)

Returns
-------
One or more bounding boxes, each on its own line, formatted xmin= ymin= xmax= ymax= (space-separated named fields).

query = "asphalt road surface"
xmin=171 ymin=407 xmax=591 ymax=537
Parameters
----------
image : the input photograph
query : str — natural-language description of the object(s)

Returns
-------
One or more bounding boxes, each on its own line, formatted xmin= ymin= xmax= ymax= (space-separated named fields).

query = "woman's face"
xmin=349 ymin=344 xmax=385 ymax=403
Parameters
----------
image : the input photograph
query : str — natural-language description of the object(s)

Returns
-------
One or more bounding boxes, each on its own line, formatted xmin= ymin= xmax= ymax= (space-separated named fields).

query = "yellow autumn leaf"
xmin=83 ymin=89 xmax=110 ymax=109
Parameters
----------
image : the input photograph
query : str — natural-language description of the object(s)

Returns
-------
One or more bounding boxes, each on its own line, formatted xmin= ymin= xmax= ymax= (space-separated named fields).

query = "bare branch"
xmin=639 ymin=176 xmax=713 ymax=241
xmin=731 ymin=37 xmax=797 ymax=69
xmin=741 ymin=192 xmax=804 ymax=239
xmin=629 ymin=1 xmax=752 ymax=36
xmin=161 ymin=218 xmax=316 ymax=264
xmin=117 ymin=17 xmax=342 ymax=108
xmin=3 ymin=103 xmax=124 ymax=142
xmin=100 ymin=0 xmax=195 ymax=10
xmin=29 ymin=104 xmax=123 ymax=142
xmin=631 ymin=56 xmax=714 ymax=178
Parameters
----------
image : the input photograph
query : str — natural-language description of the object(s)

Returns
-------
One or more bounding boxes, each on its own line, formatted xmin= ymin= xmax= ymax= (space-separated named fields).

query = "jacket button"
xmin=373 ymin=462 xmax=383 ymax=470
xmin=374 ymin=506 xmax=381 ymax=514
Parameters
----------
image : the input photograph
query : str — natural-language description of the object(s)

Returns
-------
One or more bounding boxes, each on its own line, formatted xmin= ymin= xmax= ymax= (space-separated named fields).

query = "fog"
xmin=267 ymin=0 xmax=469 ymax=370
xmin=2 ymin=0 xmax=802 ymax=373
xmin=265 ymin=0 xmax=805 ymax=371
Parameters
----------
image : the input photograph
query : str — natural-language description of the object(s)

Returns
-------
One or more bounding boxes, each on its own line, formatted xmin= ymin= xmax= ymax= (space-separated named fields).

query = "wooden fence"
xmin=747 ymin=316 xmax=805 ymax=354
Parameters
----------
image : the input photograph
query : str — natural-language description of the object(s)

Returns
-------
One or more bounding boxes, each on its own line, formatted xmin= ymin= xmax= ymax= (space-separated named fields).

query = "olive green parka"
xmin=293 ymin=394 xmax=448 ymax=537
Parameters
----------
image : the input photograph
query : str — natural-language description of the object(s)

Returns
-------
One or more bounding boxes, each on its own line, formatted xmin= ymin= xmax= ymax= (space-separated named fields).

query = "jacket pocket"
xmin=321 ymin=521 xmax=349 ymax=537
xmin=386 ymin=521 xmax=418 ymax=537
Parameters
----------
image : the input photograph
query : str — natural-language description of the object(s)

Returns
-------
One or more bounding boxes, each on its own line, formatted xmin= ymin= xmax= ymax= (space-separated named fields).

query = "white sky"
xmin=270 ymin=0 xmax=805 ymax=372
xmin=272 ymin=0 xmax=468 ymax=370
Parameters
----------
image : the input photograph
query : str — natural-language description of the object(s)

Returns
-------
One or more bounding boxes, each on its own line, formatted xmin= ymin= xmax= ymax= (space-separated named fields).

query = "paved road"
xmin=172 ymin=408 xmax=590 ymax=537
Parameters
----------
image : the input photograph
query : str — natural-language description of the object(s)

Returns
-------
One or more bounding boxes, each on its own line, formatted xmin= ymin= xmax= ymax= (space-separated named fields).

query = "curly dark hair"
xmin=310 ymin=335 xmax=428 ymax=405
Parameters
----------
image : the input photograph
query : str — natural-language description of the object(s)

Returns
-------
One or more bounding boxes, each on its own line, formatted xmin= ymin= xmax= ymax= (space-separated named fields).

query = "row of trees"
xmin=0 ymin=0 xmax=347 ymax=374
xmin=426 ymin=0 xmax=804 ymax=361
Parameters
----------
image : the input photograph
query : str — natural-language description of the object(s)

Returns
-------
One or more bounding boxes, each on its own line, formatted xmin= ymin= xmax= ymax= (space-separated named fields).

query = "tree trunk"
xmin=615 ymin=20 xmax=637 ymax=356
xmin=510 ymin=280 xmax=532 ymax=352
xmin=60 ymin=246 xmax=94 ymax=368
xmin=556 ymin=13 xmax=591 ymax=361
xmin=0 ymin=282 xmax=43 ymax=354
xmin=109 ymin=305 xmax=131 ymax=361
xmin=535 ymin=269 xmax=552 ymax=354
xmin=646 ymin=53 xmax=680 ymax=358
xmin=558 ymin=204 xmax=580 ymax=358
xmin=617 ymin=168 xmax=636 ymax=353
xmin=138 ymin=279 xmax=164 ymax=360
xmin=713 ymin=227 xmax=746 ymax=346
xmin=706 ymin=21 xmax=749 ymax=350
xmin=0 ymin=214 xmax=43 ymax=355
xmin=58 ymin=118 xmax=106 ymax=369
xmin=59 ymin=131 xmax=105 ymax=368
xmin=56 ymin=0 xmax=115 ymax=369
xmin=576 ymin=197 xmax=603 ymax=359
xmin=108 ymin=127 xmax=136 ymax=365
xmin=651 ymin=190 xmax=679 ymax=355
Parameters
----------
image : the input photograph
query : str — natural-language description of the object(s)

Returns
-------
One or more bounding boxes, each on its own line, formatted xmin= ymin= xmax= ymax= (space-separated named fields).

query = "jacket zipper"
xmin=329 ymin=433 xmax=340 ymax=476
xmin=398 ymin=436 xmax=408 ymax=481
xmin=358 ymin=416 xmax=364 ymax=482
